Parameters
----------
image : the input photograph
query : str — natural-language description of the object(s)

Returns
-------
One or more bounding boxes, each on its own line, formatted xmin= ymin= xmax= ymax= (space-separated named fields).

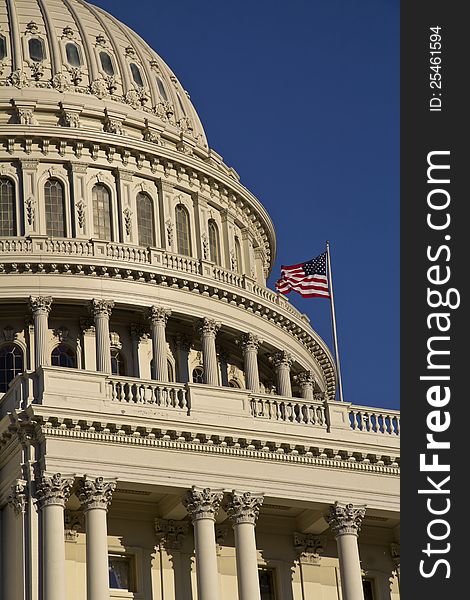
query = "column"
xmin=175 ymin=335 xmax=191 ymax=383
xmin=78 ymin=476 xmax=117 ymax=600
xmin=240 ymin=333 xmax=261 ymax=393
xmin=226 ymin=491 xmax=264 ymax=600
xmin=147 ymin=306 xmax=171 ymax=381
xmin=183 ymin=486 xmax=224 ymax=600
xmin=2 ymin=481 xmax=27 ymax=600
xmin=35 ymin=473 xmax=74 ymax=600
xmin=217 ymin=348 xmax=229 ymax=387
xmin=270 ymin=351 xmax=293 ymax=397
xmin=325 ymin=502 xmax=367 ymax=600
xmin=197 ymin=318 xmax=221 ymax=386
xmin=90 ymin=299 xmax=114 ymax=373
xmin=29 ymin=296 xmax=52 ymax=368
xmin=297 ymin=370 xmax=316 ymax=400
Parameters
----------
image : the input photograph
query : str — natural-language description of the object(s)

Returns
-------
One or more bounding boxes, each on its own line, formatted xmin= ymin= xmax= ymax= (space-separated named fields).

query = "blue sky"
xmin=92 ymin=0 xmax=400 ymax=409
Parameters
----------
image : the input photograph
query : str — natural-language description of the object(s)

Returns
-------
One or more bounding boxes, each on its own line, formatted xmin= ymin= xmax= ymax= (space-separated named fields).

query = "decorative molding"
xmin=269 ymin=351 xmax=293 ymax=370
xmin=197 ymin=318 xmax=221 ymax=337
xmin=155 ymin=518 xmax=189 ymax=550
xmin=7 ymin=480 xmax=27 ymax=515
xmin=90 ymin=299 xmax=114 ymax=318
xmin=296 ymin=370 xmax=316 ymax=389
xmin=123 ymin=208 xmax=133 ymax=236
xmin=182 ymin=486 xmax=224 ymax=522
xmin=147 ymin=306 xmax=171 ymax=325
xmin=77 ymin=476 xmax=116 ymax=512
xmin=294 ymin=532 xmax=326 ymax=565
xmin=225 ymin=491 xmax=264 ymax=525
xmin=28 ymin=296 xmax=53 ymax=316
xmin=64 ymin=509 xmax=85 ymax=542
xmin=239 ymin=332 xmax=262 ymax=353
xmin=35 ymin=473 xmax=74 ymax=509
xmin=325 ymin=502 xmax=367 ymax=537
xmin=53 ymin=326 xmax=69 ymax=342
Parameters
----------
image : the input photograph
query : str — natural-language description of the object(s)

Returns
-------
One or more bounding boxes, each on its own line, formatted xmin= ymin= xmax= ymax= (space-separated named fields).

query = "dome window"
xmin=99 ymin=51 xmax=115 ymax=76
xmin=0 ymin=35 xmax=7 ymax=60
xmin=0 ymin=345 xmax=24 ymax=393
xmin=234 ymin=236 xmax=243 ymax=273
xmin=0 ymin=178 xmax=16 ymax=236
xmin=45 ymin=179 xmax=66 ymax=238
xmin=175 ymin=204 xmax=191 ymax=256
xmin=92 ymin=184 xmax=112 ymax=241
xmin=156 ymin=77 xmax=168 ymax=101
xmin=66 ymin=42 xmax=82 ymax=67
xmin=28 ymin=38 xmax=45 ymax=62
xmin=208 ymin=220 xmax=221 ymax=265
xmin=130 ymin=63 xmax=144 ymax=87
xmin=51 ymin=344 xmax=76 ymax=369
xmin=136 ymin=193 xmax=155 ymax=247
xmin=111 ymin=349 xmax=126 ymax=376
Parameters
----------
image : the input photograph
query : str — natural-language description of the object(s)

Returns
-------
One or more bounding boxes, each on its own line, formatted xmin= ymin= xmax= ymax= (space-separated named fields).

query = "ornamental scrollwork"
xmin=90 ymin=298 xmax=114 ymax=318
xmin=29 ymin=295 xmax=53 ymax=315
xmin=8 ymin=480 xmax=28 ymax=515
xmin=296 ymin=370 xmax=316 ymax=389
xmin=147 ymin=305 xmax=171 ymax=325
xmin=294 ymin=532 xmax=326 ymax=565
xmin=197 ymin=318 xmax=221 ymax=337
xmin=77 ymin=476 xmax=116 ymax=512
xmin=35 ymin=473 xmax=74 ymax=510
xmin=269 ymin=351 xmax=293 ymax=370
xmin=325 ymin=501 xmax=366 ymax=537
xmin=239 ymin=332 xmax=262 ymax=354
xmin=155 ymin=519 xmax=189 ymax=550
xmin=225 ymin=491 xmax=264 ymax=525
xmin=182 ymin=486 xmax=224 ymax=522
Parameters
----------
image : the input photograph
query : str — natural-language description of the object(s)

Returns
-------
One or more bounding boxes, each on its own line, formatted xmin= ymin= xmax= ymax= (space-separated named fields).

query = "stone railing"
xmin=349 ymin=405 xmax=400 ymax=436
xmin=250 ymin=394 xmax=328 ymax=429
xmin=108 ymin=376 xmax=189 ymax=412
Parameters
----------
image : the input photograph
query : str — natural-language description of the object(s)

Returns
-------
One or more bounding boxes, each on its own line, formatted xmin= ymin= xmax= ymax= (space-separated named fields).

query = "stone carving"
xmin=30 ymin=62 xmax=45 ymax=81
xmin=35 ymin=473 xmax=74 ymax=509
xmin=165 ymin=219 xmax=174 ymax=246
xmin=90 ymin=78 xmax=109 ymax=99
xmin=53 ymin=326 xmax=69 ymax=342
xmin=182 ymin=487 xmax=224 ymax=522
xmin=175 ymin=334 xmax=192 ymax=352
xmin=16 ymin=108 xmax=36 ymax=125
xmin=269 ymin=351 xmax=293 ymax=369
xmin=109 ymin=331 xmax=122 ymax=349
xmin=201 ymin=232 xmax=209 ymax=259
xmin=325 ymin=502 xmax=366 ymax=537
xmin=64 ymin=510 xmax=84 ymax=542
xmin=125 ymin=89 xmax=141 ymax=109
xmin=52 ymin=72 xmax=70 ymax=93
xmin=239 ymin=332 xmax=262 ymax=353
xmin=103 ymin=110 xmax=123 ymax=135
xmin=76 ymin=200 xmax=86 ymax=228
xmin=68 ymin=67 xmax=83 ymax=86
xmin=95 ymin=34 xmax=107 ymax=47
xmin=90 ymin=299 xmax=114 ymax=318
xmin=60 ymin=106 xmax=81 ymax=128
xmin=130 ymin=323 xmax=149 ymax=341
xmin=147 ymin=306 xmax=171 ymax=325
xmin=29 ymin=296 xmax=53 ymax=315
xmin=26 ymin=21 xmax=39 ymax=34
xmin=8 ymin=70 xmax=29 ymax=89
xmin=177 ymin=116 xmax=193 ymax=133
xmin=294 ymin=532 xmax=326 ymax=565
xmin=197 ymin=318 xmax=221 ymax=337
xmin=390 ymin=542 xmax=400 ymax=570
xmin=62 ymin=25 xmax=75 ymax=39
xmin=226 ymin=491 xmax=264 ymax=525
xmin=77 ymin=476 xmax=116 ymax=511
xmin=155 ymin=519 xmax=189 ymax=550
xmin=123 ymin=208 xmax=133 ymax=236
xmin=143 ymin=119 xmax=162 ymax=144
xmin=8 ymin=480 xmax=27 ymax=515
xmin=2 ymin=325 xmax=16 ymax=342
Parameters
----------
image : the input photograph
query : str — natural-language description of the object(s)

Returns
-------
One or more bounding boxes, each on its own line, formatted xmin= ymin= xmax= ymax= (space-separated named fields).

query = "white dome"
xmin=0 ymin=0 xmax=207 ymax=145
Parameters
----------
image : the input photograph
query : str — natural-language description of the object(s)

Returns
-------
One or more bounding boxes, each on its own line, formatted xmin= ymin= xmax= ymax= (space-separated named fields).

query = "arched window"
xmin=99 ymin=51 xmax=115 ymax=76
xmin=0 ymin=345 xmax=24 ymax=393
xmin=167 ymin=360 xmax=174 ymax=382
xmin=130 ymin=63 xmax=144 ymax=87
xmin=228 ymin=379 xmax=241 ymax=388
xmin=66 ymin=42 xmax=82 ymax=67
xmin=234 ymin=236 xmax=243 ymax=273
xmin=29 ymin=38 xmax=45 ymax=62
xmin=192 ymin=367 xmax=204 ymax=384
xmin=111 ymin=349 xmax=126 ymax=376
xmin=0 ymin=178 xmax=16 ymax=236
xmin=51 ymin=344 xmax=76 ymax=368
xmin=208 ymin=220 xmax=220 ymax=265
xmin=45 ymin=179 xmax=66 ymax=237
xmin=157 ymin=77 xmax=168 ymax=101
xmin=136 ymin=193 xmax=155 ymax=247
xmin=92 ymin=184 xmax=112 ymax=240
xmin=175 ymin=204 xmax=191 ymax=256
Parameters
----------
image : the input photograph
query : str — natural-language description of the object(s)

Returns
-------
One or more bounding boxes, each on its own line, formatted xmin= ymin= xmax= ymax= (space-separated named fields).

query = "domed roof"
xmin=0 ymin=0 xmax=207 ymax=145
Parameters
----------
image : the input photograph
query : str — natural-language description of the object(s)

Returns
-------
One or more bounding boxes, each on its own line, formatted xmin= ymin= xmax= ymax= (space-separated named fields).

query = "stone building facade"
xmin=0 ymin=1 xmax=400 ymax=599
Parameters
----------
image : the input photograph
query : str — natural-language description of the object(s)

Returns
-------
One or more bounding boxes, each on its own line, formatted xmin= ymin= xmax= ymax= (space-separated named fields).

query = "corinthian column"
xmin=226 ymin=491 xmax=264 ymax=600
xmin=29 ymin=296 xmax=53 ymax=368
xmin=35 ymin=473 xmax=74 ymax=600
xmin=147 ymin=306 xmax=171 ymax=381
xmin=183 ymin=486 xmax=224 ymax=600
xmin=78 ymin=477 xmax=116 ymax=600
xmin=175 ymin=335 xmax=192 ymax=383
xmin=90 ymin=299 xmax=114 ymax=373
xmin=325 ymin=502 xmax=367 ymax=600
xmin=197 ymin=319 xmax=221 ymax=386
xmin=270 ymin=351 xmax=293 ymax=397
xmin=297 ymin=370 xmax=316 ymax=400
xmin=240 ymin=333 xmax=261 ymax=393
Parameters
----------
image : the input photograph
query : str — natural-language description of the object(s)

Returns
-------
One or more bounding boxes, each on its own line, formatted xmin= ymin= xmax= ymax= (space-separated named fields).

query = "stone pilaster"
xmin=147 ymin=306 xmax=171 ymax=381
xmin=90 ymin=299 xmax=114 ymax=373
xmin=240 ymin=333 xmax=262 ymax=393
xmin=197 ymin=318 xmax=221 ymax=386
xmin=29 ymin=296 xmax=52 ymax=368
xmin=270 ymin=350 xmax=293 ymax=397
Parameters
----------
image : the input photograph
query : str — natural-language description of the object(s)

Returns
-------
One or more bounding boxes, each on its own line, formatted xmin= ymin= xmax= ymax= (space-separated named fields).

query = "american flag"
xmin=275 ymin=252 xmax=330 ymax=298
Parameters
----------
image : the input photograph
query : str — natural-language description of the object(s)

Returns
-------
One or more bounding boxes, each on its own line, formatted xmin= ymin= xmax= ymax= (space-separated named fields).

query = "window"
xmin=157 ymin=77 xmax=168 ymax=101
xmin=0 ymin=345 xmax=24 ymax=393
xmin=229 ymin=379 xmax=241 ymax=388
xmin=111 ymin=349 xmax=126 ymax=376
xmin=130 ymin=63 xmax=144 ymax=87
xmin=363 ymin=579 xmax=375 ymax=600
xmin=108 ymin=554 xmax=135 ymax=591
xmin=136 ymin=193 xmax=155 ymax=246
xmin=234 ymin=236 xmax=243 ymax=273
xmin=0 ymin=35 xmax=6 ymax=60
xmin=45 ymin=179 xmax=66 ymax=237
xmin=258 ymin=568 xmax=276 ymax=600
xmin=29 ymin=38 xmax=45 ymax=62
xmin=192 ymin=367 xmax=204 ymax=384
xmin=0 ymin=178 xmax=16 ymax=236
xmin=51 ymin=344 xmax=76 ymax=368
xmin=99 ymin=51 xmax=115 ymax=76
xmin=208 ymin=220 xmax=220 ymax=265
xmin=92 ymin=184 xmax=112 ymax=240
xmin=66 ymin=42 xmax=82 ymax=67
xmin=175 ymin=204 xmax=191 ymax=256
xmin=167 ymin=360 xmax=174 ymax=382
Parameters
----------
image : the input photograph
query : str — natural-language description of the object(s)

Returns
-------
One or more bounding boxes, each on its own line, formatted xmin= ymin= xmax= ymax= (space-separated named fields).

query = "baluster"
xmin=111 ymin=382 xmax=117 ymax=402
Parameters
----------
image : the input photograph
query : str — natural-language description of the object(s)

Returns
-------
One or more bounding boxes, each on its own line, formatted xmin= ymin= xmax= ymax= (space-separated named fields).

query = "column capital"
xmin=7 ymin=479 xmax=27 ymax=515
xmin=269 ymin=350 xmax=293 ymax=369
xmin=296 ymin=370 xmax=316 ymax=388
xmin=390 ymin=542 xmax=400 ymax=569
xmin=35 ymin=473 xmax=74 ymax=509
xmin=183 ymin=486 xmax=224 ymax=522
xmin=130 ymin=323 xmax=150 ymax=341
xmin=239 ymin=332 xmax=262 ymax=353
xmin=147 ymin=305 xmax=172 ymax=325
xmin=78 ymin=476 xmax=116 ymax=512
xmin=175 ymin=333 xmax=192 ymax=352
xmin=197 ymin=318 xmax=221 ymax=337
xmin=226 ymin=491 xmax=264 ymax=525
xmin=294 ymin=532 xmax=326 ymax=565
xmin=29 ymin=295 xmax=53 ymax=316
xmin=155 ymin=518 xmax=189 ymax=550
xmin=90 ymin=298 xmax=114 ymax=318
xmin=325 ymin=501 xmax=366 ymax=537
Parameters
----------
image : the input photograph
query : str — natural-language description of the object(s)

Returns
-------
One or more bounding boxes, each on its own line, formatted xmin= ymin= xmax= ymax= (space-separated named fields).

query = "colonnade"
xmin=4 ymin=476 xmax=368 ymax=600
xmin=28 ymin=296 xmax=319 ymax=398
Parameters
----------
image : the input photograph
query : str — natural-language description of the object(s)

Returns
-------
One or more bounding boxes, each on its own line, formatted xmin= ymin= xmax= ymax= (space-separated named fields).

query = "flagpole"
xmin=326 ymin=241 xmax=344 ymax=402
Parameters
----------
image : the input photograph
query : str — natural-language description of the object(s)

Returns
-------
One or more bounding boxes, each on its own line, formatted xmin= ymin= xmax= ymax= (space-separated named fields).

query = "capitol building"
xmin=0 ymin=1 xmax=400 ymax=599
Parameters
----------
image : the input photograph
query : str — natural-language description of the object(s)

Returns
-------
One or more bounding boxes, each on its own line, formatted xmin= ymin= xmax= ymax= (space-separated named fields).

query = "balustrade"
xmin=250 ymin=395 xmax=328 ymax=428
xmin=349 ymin=406 xmax=400 ymax=435
xmin=108 ymin=376 xmax=189 ymax=411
